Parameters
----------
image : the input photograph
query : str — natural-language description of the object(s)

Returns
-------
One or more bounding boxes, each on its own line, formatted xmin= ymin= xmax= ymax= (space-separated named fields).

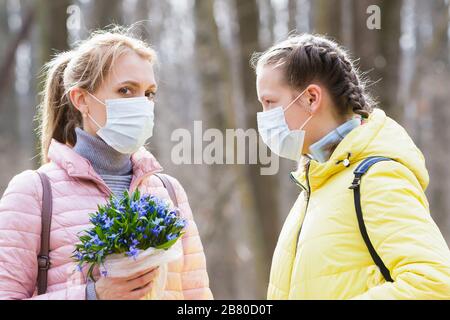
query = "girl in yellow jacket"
xmin=253 ymin=34 xmax=450 ymax=299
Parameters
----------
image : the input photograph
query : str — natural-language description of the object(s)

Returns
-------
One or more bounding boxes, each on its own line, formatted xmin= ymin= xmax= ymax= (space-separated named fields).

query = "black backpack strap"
xmin=349 ymin=156 xmax=394 ymax=283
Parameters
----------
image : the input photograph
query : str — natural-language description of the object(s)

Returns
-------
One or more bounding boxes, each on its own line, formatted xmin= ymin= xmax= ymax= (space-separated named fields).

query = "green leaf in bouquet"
xmin=155 ymin=236 xmax=180 ymax=250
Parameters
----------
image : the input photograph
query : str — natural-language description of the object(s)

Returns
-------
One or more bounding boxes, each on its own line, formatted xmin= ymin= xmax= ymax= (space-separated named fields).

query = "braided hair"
xmin=251 ymin=34 xmax=374 ymax=119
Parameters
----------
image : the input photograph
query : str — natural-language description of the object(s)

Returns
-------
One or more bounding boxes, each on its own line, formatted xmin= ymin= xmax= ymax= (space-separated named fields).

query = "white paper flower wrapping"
xmin=99 ymin=242 xmax=182 ymax=300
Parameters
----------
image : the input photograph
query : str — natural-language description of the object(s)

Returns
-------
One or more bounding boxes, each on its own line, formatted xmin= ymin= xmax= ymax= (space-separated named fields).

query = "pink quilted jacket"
xmin=0 ymin=139 xmax=213 ymax=300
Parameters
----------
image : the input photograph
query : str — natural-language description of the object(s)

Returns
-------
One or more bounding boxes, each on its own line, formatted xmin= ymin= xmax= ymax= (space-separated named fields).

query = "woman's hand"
xmin=95 ymin=267 xmax=160 ymax=300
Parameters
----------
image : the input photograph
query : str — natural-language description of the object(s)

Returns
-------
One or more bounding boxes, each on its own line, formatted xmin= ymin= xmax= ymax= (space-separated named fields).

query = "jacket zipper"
xmin=294 ymin=160 xmax=311 ymax=255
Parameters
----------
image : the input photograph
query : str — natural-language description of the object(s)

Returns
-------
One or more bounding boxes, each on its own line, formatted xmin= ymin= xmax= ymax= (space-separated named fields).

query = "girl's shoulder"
xmin=359 ymin=159 xmax=427 ymax=204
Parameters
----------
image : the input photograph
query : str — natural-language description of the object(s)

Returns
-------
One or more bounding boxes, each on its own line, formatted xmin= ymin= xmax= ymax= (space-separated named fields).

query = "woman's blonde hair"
xmin=37 ymin=26 xmax=157 ymax=164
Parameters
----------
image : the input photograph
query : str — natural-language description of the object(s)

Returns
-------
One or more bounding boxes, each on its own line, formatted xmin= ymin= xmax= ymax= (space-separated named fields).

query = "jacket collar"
xmin=47 ymin=139 xmax=163 ymax=195
xmin=291 ymin=109 xmax=383 ymax=192
xmin=291 ymin=108 xmax=429 ymax=193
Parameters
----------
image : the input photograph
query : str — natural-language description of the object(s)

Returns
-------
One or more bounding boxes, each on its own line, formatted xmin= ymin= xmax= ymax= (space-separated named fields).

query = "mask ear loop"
xmin=284 ymin=87 xmax=314 ymax=131
xmin=86 ymin=92 xmax=106 ymax=130
xmin=300 ymin=113 xmax=314 ymax=130
xmin=87 ymin=91 xmax=107 ymax=106
xmin=283 ymin=87 xmax=309 ymax=113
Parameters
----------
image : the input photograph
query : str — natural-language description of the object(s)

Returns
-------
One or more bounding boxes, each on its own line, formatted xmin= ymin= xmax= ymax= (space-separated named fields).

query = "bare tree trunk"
xmin=352 ymin=0 xmax=402 ymax=121
xmin=413 ymin=0 xmax=450 ymax=243
xmin=288 ymin=0 xmax=298 ymax=32
xmin=235 ymin=0 xmax=280 ymax=298
xmin=131 ymin=0 xmax=151 ymax=38
xmin=0 ymin=7 xmax=34 ymax=100
xmin=194 ymin=0 xmax=236 ymax=299
xmin=312 ymin=0 xmax=342 ymax=40
xmin=90 ymin=0 xmax=124 ymax=29
xmin=0 ymin=0 xmax=19 ymax=191
xmin=38 ymin=0 xmax=70 ymax=64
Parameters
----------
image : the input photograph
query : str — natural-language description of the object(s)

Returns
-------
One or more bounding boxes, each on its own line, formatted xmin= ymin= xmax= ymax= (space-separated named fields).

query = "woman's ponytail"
xmin=38 ymin=51 xmax=80 ymax=164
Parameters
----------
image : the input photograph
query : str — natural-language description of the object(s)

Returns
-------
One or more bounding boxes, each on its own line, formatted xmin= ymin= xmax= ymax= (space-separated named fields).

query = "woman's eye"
xmin=118 ymin=87 xmax=131 ymax=95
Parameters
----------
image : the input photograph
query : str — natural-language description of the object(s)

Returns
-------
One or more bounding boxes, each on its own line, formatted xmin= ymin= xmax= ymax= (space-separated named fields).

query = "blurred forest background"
xmin=0 ymin=0 xmax=450 ymax=299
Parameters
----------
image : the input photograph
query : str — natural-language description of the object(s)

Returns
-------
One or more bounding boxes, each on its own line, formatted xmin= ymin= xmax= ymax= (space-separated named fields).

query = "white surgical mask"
xmin=257 ymin=88 xmax=313 ymax=162
xmin=87 ymin=93 xmax=155 ymax=154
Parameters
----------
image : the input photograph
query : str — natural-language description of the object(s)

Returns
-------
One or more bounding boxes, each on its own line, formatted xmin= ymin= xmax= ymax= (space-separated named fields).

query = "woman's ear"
xmin=306 ymin=84 xmax=322 ymax=114
xmin=69 ymin=88 xmax=88 ymax=116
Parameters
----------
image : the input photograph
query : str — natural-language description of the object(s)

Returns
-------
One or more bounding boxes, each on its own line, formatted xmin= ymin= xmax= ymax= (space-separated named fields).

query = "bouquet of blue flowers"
xmin=73 ymin=189 xmax=187 ymax=299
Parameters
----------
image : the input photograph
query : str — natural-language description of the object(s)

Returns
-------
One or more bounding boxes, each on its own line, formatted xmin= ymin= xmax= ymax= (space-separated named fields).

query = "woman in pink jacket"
xmin=0 ymin=28 xmax=213 ymax=300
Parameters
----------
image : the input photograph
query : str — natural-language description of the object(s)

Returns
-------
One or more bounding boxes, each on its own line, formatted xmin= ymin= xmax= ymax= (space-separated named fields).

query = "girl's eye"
xmin=145 ymin=91 xmax=156 ymax=100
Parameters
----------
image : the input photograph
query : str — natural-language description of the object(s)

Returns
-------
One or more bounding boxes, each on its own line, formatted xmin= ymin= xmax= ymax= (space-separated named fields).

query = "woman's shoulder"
xmin=1 ymin=161 xmax=68 ymax=201
xmin=140 ymin=173 xmax=192 ymax=217
xmin=0 ymin=169 xmax=43 ymax=225
xmin=144 ymin=173 xmax=187 ymax=199
xmin=3 ymin=169 xmax=41 ymax=200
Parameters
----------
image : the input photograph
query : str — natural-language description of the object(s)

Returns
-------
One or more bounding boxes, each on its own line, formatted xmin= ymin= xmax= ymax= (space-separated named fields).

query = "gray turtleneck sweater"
xmin=73 ymin=127 xmax=134 ymax=300
xmin=73 ymin=127 xmax=133 ymax=199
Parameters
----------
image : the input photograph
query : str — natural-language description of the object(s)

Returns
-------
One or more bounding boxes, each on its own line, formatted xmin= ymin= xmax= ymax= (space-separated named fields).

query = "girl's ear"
xmin=306 ymin=84 xmax=322 ymax=115
xmin=69 ymin=88 xmax=88 ymax=115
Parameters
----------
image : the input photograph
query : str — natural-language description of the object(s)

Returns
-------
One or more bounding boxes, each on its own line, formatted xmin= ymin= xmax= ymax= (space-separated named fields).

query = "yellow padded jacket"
xmin=268 ymin=108 xmax=450 ymax=300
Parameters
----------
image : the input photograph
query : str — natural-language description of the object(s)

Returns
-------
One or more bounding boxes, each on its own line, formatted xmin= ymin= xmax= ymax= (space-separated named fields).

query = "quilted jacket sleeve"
xmin=351 ymin=161 xmax=450 ymax=300
xmin=0 ymin=170 xmax=86 ymax=300
xmin=167 ymin=175 xmax=213 ymax=300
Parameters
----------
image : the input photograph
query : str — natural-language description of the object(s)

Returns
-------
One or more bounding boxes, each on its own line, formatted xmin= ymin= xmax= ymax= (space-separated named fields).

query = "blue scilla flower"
xmin=112 ymin=198 xmax=126 ymax=212
xmin=164 ymin=212 xmax=176 ymax=224
xmin=91 ymin=235 xmax=104 ymax=246
xmin=175 ymin=219 xmax=187 ymax=229
xmin=97 ymin=249 xmax=105 ymax=258
xmin=89 ymin=214 xmax=102 ymax=225
xmin=156 ymin=206 xmax=168 ymax=218
xmin=75 ymin=251 xmax=84 ymax=261
xmin=91 ymin=213 xmax=107 ymax=227
xmin=151 ymin=225 xmax=165 ymax=237
xmin=132 ymin=200 xmax=148 ymax=218
xmin=131 ymin=238 xmax=139 ymax=247
xmin=103 ymin=217 xmax=114 ymax=229
xmin=139 ymin=196 xmax=150 ymax=207
xmin=166 ymin=233 xmax=178 ymax=241
xmin=136 ymin=226 xmax=146 ymax=233
xmin=169 ymin=210 xmax=178 ymax=217
xmin=153 ymin=217 xmax=164 ymax=226
xmin=108 ymin=233 xmax=118 ymax=241
xmin=87 ymin=229 xmax=97 ymax=237
xmin=126 ymin=246 xmax=139 ymax=260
